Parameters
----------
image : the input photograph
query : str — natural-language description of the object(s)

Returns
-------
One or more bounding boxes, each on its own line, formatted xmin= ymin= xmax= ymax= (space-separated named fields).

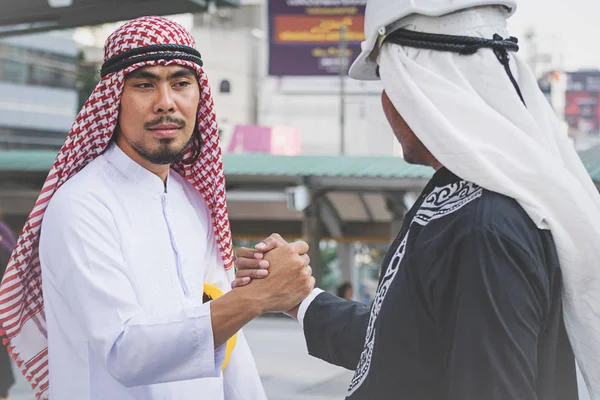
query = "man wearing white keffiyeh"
xmin=234 ymin=1 xmax=600 ymax=399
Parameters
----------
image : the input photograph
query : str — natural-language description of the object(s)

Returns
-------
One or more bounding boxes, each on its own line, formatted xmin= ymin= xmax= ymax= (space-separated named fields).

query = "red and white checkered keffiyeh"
xmin=0 ymin=16 xmax=234 ymax=399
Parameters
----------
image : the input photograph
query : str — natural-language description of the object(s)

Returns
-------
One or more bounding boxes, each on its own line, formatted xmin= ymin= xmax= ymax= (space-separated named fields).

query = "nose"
xmin=154 ymin=84 xmax=176 ymax=114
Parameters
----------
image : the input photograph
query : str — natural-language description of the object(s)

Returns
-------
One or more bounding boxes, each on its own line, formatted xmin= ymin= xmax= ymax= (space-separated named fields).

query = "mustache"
xmin=144 ymin=116 xmax=186 ymax=130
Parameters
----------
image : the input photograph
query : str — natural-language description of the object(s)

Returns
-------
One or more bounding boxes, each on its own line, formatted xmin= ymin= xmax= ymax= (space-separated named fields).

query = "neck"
xmin=431 ymin=160 xmax=443 ymax=171
xmin=115 ymin=137 xmax=170 ymax=185
xmin=423 ymin=147 xmax=443 ymax=171
xmin=143 ymin=162 xmax=170 ymax=185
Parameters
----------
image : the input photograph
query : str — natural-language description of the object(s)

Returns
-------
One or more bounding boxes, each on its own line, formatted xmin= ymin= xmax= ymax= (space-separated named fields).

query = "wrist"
xmin=236 ymin=285 xmax=266 ymax=317
xmin=284 ymin=304 xmax=300 ymax=320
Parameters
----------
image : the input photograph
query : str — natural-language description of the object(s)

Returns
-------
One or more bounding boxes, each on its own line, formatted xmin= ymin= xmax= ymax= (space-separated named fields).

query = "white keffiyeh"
xmin=379 ymin=7 xmax=600 ymax=398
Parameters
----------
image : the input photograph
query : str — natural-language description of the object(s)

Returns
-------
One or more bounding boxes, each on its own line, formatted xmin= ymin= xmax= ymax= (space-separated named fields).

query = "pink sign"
xmin=225 ymin=125 xmax=301 ymax=155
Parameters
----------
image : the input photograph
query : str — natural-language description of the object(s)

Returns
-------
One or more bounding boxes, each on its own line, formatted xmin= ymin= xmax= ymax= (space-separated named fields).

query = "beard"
xmin=130 ymin=135 xmax=193 ymax=165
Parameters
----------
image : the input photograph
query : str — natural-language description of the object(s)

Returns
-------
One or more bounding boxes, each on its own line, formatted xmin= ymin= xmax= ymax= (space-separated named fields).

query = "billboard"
xmin=223 ymin=125 xmax=302 ymax=155
xmin=268 ymin=0 xmax=366 ymax=76
xmin=565 ymin=71 xmax=600 ymax=136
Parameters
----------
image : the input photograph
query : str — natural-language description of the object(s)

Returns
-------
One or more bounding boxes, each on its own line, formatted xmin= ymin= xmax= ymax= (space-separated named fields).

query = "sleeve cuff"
xmin=214 ymin=341 xmax=227 ymax=371
xmin=297 ymin=288 xmax=324 ymax=329
xmin=195 ymin=302 xmax=226 ymax=376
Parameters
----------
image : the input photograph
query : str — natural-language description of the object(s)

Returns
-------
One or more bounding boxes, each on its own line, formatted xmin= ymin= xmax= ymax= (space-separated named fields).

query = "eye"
xmin=174 ymin=81 xmax=192 ymax=88
xmin=134 ymin=83 xmax=153 ymax=88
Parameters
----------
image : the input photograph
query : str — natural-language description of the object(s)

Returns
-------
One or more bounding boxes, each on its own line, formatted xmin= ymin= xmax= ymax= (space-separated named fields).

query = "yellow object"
xmin=203 ymin=283 xmax=237 ymax=370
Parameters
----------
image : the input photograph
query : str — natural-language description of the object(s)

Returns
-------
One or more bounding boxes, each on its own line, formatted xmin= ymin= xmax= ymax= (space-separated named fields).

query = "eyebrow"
xmin=127 ymin=68 xmax=196 ymax=81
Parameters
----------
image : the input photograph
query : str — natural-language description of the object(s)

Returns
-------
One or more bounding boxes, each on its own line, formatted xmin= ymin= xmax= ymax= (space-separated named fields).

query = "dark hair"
xmin=183 ymin=72 xmax=204 ymax=165
xmin=337 ymin=282 xmax=352 ymax=298
xmin=182 ymin=121 xmax=202 ymax=165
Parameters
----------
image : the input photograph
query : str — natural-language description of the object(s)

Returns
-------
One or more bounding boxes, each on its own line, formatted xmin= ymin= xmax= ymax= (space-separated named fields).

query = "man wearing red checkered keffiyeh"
xmin=0 ymin=16 xmax=314 ymax=399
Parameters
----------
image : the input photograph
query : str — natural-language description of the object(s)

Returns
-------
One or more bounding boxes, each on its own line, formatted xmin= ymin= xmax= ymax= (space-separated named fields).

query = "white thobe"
xmin=38 ymin=143 xmax=267 ymax=400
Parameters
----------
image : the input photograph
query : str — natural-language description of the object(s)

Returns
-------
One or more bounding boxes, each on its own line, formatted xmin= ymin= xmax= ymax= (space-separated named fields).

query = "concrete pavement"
xmin=8 ymin=317 xmax=590 ymax=400
xmin=7 ymin=317 xmax=353 ymax=400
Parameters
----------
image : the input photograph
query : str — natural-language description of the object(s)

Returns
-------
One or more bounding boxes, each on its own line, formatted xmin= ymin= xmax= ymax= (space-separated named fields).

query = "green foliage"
xmin=76 ymin=51 xmax=100 ymax=110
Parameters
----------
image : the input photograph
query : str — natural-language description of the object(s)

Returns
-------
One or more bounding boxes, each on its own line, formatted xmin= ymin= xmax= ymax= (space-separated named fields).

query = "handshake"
xmin=231 ymin=234 xmax=315 ymax=318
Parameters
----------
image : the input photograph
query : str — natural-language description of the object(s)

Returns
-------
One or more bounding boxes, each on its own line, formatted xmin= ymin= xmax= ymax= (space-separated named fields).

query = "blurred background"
xmin=0 ymin=0 xmax=598 ymax=399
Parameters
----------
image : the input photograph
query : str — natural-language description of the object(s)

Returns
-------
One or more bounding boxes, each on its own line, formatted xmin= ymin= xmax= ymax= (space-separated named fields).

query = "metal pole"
xmin=303 ymin=195 xmax=322 ymax=287
xmin=350 ymin=243 xmax=360 ymax=302
xmin=249 ymin=32 xmax=259 ymax=125
xmin=339 ymin=25 xmax=347 ymax=155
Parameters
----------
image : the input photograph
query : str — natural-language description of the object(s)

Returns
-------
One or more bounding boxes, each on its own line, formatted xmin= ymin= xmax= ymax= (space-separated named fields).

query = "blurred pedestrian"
xmin=336 ymin=282 xmax=353 ymax=300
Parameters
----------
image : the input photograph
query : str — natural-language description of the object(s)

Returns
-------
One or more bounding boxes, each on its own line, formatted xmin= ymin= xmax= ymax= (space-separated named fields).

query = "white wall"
xmin=259 ymin=77 xmax=398 ymax=155
xmin=192 ymin=27 xmax=259 ymax=132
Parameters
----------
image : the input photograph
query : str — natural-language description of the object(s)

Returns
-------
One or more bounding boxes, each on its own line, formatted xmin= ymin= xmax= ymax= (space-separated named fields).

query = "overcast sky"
xmin=507 ymin=0 xmax=600 ymax=70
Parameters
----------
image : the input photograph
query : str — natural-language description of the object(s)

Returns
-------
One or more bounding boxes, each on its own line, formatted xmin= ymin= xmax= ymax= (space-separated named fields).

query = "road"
xmin=8 ymin=317 xmax=590 ymax=399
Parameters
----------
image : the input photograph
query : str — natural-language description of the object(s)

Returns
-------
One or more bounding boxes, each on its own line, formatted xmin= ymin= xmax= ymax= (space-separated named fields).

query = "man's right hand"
xmin=232 ymin=233 xmax=292 ymax=289
xmin=241 ymin=241 xmax=314 ymax=314
xmin=210 ymin=239 xmax=313 ymax=347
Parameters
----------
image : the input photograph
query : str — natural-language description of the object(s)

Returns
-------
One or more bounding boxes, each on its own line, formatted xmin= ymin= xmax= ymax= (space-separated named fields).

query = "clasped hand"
xmin=232 ymin=234 xmax=313 ymax=318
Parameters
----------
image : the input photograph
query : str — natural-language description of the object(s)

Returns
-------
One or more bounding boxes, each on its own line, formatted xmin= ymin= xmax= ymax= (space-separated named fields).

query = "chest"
xmin=111 ymin=188 xmax=213 ymax=314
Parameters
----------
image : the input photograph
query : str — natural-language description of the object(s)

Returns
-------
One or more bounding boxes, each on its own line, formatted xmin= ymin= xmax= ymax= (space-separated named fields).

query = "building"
xmin=191 ymin=0 xmax=400 ymax=156
xmin=538 ymin=69 xmax=600 ymax=151
xmin=0 ymin=31 xmax=78 ymax=150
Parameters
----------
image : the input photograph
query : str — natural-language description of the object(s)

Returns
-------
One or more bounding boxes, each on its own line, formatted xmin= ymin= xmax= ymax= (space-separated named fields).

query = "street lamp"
xmin=339 ymin=25 xmax=347 ymax=155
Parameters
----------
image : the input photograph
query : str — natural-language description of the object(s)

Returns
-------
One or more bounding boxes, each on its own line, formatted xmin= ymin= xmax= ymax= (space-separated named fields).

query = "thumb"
xmin=255 ymin=235 xmax=287 ymax=252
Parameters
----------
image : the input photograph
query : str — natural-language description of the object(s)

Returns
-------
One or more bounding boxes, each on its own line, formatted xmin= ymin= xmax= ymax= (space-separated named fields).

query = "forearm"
xmin=92 ymin=289 xmax=262 ymax=386
xmin=303 ymin=292 xmax=369 ymax=370
xmin=71 ymin=279 xmax=262 ymax=386
xmin=210 ymin=286 xmax=263 ymax=349
xmin=104 ymin=304 xmax=223 ymax=387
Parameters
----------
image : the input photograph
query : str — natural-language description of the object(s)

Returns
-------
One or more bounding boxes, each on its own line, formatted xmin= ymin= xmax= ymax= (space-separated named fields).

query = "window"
xmin=55 ymin=71 xmax=75 ymax=89
xmin=220 ymin=79 xmax=231 ymax=93
xmin=0 ymin=44 xmax=77 ymax=89
xmin=30 ymin=65 xmax=56 ymax=87
xmin=0 ymin=59 xmax=28 ymax=84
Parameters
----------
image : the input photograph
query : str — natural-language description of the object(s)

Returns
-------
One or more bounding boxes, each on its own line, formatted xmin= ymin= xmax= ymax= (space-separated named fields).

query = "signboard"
xmin=223 ymin=125 xmax=302 ymax=155
xmin=565 ymin=71 xmax=600 ymax=136
xmin=268 ymin=0 xmax=366 ymax=76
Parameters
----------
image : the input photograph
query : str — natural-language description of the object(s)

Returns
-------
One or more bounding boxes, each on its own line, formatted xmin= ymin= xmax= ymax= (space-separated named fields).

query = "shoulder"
xmin=411 ymin=179 xmax=550 ymax=263
xmin=411 ymin=182 xmax=554 ymax=295
xmin=43 ymin=156 xmax=116 ymax=228
xmin=461 ymin=187 xmax=541 ymax=246
xmin=416 ymin=180 xmax=538 ymax=239
xmin=39 ymin=157 xmax=122 ymax=263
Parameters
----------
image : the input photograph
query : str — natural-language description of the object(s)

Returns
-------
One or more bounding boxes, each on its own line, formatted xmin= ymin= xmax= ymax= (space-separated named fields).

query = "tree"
xmin=76 ymin=50 xmax=100 ymax=110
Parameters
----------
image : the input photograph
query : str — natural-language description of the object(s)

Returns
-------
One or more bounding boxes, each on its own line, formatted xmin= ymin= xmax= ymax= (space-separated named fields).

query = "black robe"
xmin=303 ymin=167 xmax=578 ymax=400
